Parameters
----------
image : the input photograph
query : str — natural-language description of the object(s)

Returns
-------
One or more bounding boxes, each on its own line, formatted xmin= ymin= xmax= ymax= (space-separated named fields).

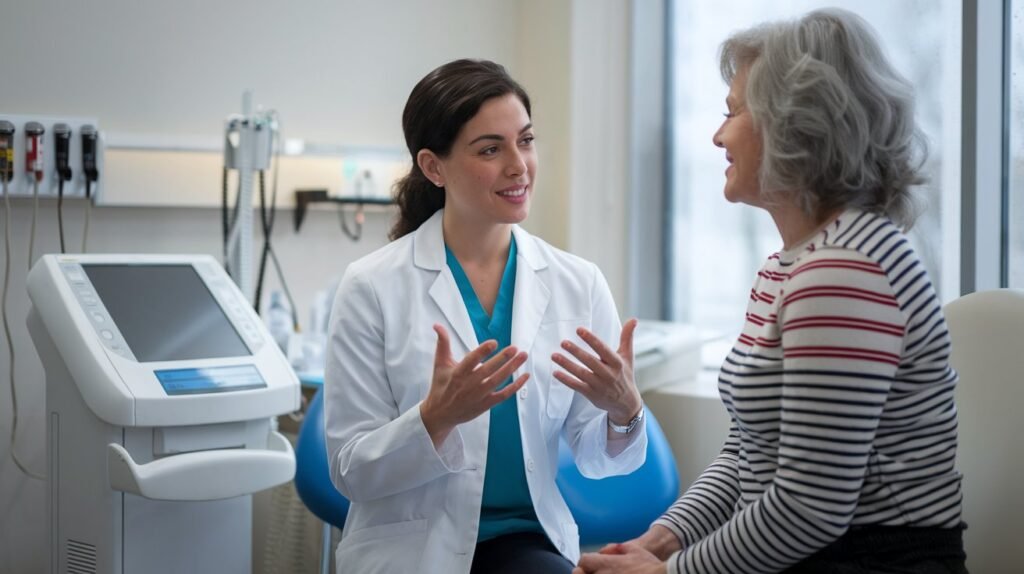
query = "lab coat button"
xmin=100 ymin=330 xmax=114 ymax=340
xmin=527 ymin=459 xmax=535 ymax=472
xmin=518 ymin=388 xmax=527 ymax=400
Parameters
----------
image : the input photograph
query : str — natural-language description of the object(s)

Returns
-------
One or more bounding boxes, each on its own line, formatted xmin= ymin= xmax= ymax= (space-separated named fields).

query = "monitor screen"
xmin=82 ymin=264 xmax=251 ymax=362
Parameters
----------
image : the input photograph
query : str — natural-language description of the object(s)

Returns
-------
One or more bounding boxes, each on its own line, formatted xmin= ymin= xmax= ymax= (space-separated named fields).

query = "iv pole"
xmin=223 ymin=91 xmax=274 ymax=303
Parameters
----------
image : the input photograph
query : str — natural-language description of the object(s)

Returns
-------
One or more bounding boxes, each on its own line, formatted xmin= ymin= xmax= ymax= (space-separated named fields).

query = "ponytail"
xmin=389 ymin=165 xmax=445 ymax=240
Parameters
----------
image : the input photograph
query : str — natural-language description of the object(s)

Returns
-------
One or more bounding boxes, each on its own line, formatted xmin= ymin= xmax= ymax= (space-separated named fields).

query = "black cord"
xmin=82 ymin=179 xmax=92 ymax=252
xmin=222 ymin=169 xmax=243 ymax=277
xmin=269 ymin=246 xmax=300 ymax=330
xmin=254 ymin=170 xmax=271 ymax=312
xmin=57 ymin=179 xmax=65 ymax=253
xmin=221 ymin=166 xmax=229 ymax=264
xmin=253 ymin=128 xmax=299 ymax=330
xmin=337 ymin=203 xmax=364 ymax=241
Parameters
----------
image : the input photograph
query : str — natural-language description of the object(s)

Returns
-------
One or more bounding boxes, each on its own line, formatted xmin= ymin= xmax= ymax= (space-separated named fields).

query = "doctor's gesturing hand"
xmin=420 ymin=324 xmax=530 ymax=447
xmin=552 ymin=318 xmax=642 ymax=428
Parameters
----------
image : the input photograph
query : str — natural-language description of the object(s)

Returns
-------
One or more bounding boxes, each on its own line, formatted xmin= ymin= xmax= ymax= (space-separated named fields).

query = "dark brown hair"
xmin=389 ymin=59 xmax=532 ymax=239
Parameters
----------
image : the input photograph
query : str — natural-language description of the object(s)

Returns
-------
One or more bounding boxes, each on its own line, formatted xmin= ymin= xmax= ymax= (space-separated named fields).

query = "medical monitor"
xmin=82 ymin=264 xmax=250 ymax=362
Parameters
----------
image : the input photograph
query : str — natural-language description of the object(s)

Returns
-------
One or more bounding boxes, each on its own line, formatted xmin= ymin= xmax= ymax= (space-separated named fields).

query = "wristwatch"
xmin=608 ymin=407 xmax=644 ymax=434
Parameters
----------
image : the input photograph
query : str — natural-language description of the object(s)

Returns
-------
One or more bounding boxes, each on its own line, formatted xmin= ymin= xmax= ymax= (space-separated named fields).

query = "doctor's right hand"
xmin=420 ymin=324 xmax=529 ymax=448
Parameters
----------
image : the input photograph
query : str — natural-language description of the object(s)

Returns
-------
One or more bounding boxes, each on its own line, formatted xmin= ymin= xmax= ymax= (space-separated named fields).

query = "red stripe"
xmin=785 ymin=350 xmax=900 ymax=366
xmin=785 ymin=345 xmax=900 ymax=365
xmin=789 ymin=259 xmax=885 ymax=280
xmin=783 ymin=322 xmax=904 ymax=337
xmin=783 ymin=316 xmax=905 ymax=337
xmin=782 ymin=286 xmax=897 ymax=308
xmin=746 ymin=312 xmax=773 ymax=326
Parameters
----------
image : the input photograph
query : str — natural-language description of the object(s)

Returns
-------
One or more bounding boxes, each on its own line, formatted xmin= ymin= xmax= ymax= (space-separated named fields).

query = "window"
xmin=667 ymin=0 xmax=962 ymax=338
xmin=1009 ymin=0 xmax=1024 ymax=287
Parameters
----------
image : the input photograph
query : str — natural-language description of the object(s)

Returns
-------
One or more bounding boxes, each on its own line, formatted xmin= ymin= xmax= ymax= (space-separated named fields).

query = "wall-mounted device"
xmin=0 ymin=114 xmax=103 ymax=201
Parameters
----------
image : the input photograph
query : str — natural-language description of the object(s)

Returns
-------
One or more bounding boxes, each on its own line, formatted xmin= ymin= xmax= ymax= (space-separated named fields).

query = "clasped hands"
xmin=573 ymin=524 xmax=680 ymax=574
xmin=420 ymin=319 xmax=643 ymax=445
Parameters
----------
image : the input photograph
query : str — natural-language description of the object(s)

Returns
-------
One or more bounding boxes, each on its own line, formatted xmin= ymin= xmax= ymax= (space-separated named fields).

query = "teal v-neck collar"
xmin=444 ymin=236 xmax=517 ymax=336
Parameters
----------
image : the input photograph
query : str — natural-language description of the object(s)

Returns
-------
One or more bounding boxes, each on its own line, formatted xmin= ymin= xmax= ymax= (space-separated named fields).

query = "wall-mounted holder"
xmin=293 ymin=189 xmax=393 ymax=232
xmin=0 ymin=114 xmax=103 ymax=202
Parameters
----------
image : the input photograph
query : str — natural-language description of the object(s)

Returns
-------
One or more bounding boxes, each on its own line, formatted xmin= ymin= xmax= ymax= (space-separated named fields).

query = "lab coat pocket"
xmin=336 ymin=518 xmax=429 ymax=573
xmin=541 ymin=319 xmax=588 ymax=420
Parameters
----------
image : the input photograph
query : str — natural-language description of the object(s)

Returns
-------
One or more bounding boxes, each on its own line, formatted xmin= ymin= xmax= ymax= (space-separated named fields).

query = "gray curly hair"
xmin=720 ymin=8 xmax=926 ymax=227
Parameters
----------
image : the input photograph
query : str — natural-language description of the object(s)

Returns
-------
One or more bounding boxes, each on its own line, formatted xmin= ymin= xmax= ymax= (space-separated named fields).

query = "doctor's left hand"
xmin=574 ymin=542 xmax=666 ymax=574
xmin=552 ymin=318 xmax=642 ymax=426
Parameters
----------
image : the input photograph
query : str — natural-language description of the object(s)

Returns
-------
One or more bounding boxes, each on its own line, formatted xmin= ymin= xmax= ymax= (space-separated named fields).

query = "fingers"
xmin=482 ymin=350 xmax=528 ymax=387
xmin=575 ymin=327 xmax=622 ymax=368
xmin=487 ymin=373 xmax=529 ymax=407
xmin=618 ymin=318 xmax=638 ymax=360
xmin=553 ymin=350 xmax=601 ymax=384
xmin=451 ymin=338 xmax=499 ymax=377
xmin=598 ymin=543 xmax=625 ymax=555
xmin=576 ymin=552 xmax=611 ymax=571
xmin=433 ymin=324 xmax=452 ymax=369
xmin=557 ymin=340 xmax=608 ymax=378
xmin=552 ymin=369 xmax=591 ymax=394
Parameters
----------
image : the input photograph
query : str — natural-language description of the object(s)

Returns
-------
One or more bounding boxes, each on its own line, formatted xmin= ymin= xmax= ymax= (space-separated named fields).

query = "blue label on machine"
xmin=155 ymin=365 xmax=267 ymax=395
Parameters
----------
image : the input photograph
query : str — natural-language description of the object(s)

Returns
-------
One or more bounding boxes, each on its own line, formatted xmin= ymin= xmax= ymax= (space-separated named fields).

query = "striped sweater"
xmin=655 ymin=210 xmax=963 ymax=573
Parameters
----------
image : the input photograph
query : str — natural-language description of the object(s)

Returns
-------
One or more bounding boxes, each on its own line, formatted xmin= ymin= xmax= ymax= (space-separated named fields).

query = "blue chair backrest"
xmin=294 ymin=388 xmax=350 ymax=529
xmin=295 ymin=389 xmax=679 ymax=545
xmin=555 ymin=407 xmax=679 ymax=546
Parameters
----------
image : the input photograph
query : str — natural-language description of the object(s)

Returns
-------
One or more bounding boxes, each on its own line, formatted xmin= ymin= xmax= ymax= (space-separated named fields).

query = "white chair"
xmin=943 ymin=289 xmax=1024 ymax=572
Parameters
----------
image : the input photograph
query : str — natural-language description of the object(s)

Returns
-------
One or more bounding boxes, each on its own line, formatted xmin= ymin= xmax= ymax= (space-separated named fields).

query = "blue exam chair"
xmin=295 ymin=389 xmax=679 ymax=569
xmin=294 ymin=388 xmax=350 ymax=574
xmin=556 ymin=406 xmax=680 ymax=546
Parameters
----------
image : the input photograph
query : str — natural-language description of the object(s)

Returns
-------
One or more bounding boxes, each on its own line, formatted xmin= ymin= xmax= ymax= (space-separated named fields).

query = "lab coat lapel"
xmin=510 ymin=226 xmax=549 ymax=355
xmin=429 ymin=273 xmax=479 ymax=354
xmin=415 ymin=211 xmax=479 ymax=354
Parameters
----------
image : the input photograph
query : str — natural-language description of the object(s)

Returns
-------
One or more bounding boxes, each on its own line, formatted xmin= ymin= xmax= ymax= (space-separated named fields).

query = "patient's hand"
xmin=603 ymin=525 xmax=682 ymax=561
xmin=575 ymin=542 xmax=666 ymax=574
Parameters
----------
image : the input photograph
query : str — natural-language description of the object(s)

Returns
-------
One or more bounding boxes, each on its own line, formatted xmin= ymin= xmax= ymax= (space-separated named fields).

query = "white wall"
xmin=0 ymin=1 xmax=641 ymax=571
xmin=568 ymin=0 xmax=633 ymax=306
xmin=0 ymin=1 xmax=524 ymax=571
xmin=516 ymin=0 xmax=573 ymax=250
xmin=0 ymin=0 xmax=518 ymax=147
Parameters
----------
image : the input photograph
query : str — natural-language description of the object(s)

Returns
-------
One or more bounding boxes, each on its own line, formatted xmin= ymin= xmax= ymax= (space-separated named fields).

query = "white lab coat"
xmin=324 ymin=210 xmax=647 ymax=574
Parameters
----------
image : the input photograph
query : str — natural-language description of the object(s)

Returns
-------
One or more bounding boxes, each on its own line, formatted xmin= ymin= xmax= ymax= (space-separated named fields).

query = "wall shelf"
xmin=293 ymin=189 xmax=394 ymax=232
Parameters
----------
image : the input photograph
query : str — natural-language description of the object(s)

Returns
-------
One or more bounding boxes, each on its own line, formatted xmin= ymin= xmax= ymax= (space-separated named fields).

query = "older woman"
xmin=577 ymin=8 xmax=966 ymax=574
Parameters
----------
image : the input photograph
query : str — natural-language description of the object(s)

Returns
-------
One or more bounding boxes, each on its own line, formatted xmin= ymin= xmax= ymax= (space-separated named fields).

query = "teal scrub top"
xmin=444 ymin=237 xmax=543 ymax=542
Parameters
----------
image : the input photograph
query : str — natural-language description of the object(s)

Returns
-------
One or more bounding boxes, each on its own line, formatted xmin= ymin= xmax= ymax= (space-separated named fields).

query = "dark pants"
xmin=471 ymin=532 xmax=574 ymax=574
xmin=783 ymin=525 xmax=968 ymax=574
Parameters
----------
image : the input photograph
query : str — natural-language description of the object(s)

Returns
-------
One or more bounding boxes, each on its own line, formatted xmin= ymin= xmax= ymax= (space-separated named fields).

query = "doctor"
xmin=324 ymin=58 xmax=648 ymax=574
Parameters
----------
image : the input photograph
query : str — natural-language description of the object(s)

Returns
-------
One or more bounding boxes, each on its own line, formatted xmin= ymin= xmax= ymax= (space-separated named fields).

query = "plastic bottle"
xmin=265 ymin=291 xmax=293 ymax=353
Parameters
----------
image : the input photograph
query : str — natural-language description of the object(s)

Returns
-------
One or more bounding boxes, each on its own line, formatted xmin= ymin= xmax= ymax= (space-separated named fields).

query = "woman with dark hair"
xmin=324 ymin=59 xmax=647 ymax=574
xmin=576 ymin=8 xmax=966 ymax=574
